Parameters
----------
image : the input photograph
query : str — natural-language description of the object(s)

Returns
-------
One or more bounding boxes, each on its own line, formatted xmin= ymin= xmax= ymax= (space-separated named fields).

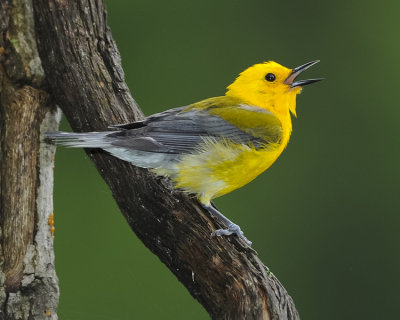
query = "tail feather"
xmin=44 ymin=131 xmax=180 ymax=170
xmin=44 ymin=131 xmax=117 ymax=148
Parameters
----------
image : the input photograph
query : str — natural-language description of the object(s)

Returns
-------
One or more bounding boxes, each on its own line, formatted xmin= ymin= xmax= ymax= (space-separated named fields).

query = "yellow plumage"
xmin=155 ymin=62 xmax=307 ymax=205
xmin=173 ymin=137 xmax=282 ymax=205
xmin=47 ymin=60 xmax=322 ymax=245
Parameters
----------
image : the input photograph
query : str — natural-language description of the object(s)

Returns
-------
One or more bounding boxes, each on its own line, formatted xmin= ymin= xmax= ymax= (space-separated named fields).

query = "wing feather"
xmin=108 ymin=98 xmax=282 ymax=154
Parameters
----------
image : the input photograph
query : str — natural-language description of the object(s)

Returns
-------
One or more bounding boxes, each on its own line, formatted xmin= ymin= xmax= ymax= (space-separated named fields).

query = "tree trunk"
xmin=0 ymin=0 xmax=60 ymax=319
xmin=1 ymin=0 xmax=301 ymax=319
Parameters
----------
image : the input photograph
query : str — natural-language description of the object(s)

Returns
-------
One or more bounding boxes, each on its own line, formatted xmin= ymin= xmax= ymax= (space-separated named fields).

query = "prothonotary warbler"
xmin=46 ymin=60 xmax=322 ymax=246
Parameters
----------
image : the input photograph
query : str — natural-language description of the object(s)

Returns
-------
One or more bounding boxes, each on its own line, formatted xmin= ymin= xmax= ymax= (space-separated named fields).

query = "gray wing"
xmin=107 ymin=106 xmax=279 ymax=154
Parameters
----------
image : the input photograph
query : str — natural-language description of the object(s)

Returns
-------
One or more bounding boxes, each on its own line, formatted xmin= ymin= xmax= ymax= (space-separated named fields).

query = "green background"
xmin=54 ymin=0 xmax=400 ymax=319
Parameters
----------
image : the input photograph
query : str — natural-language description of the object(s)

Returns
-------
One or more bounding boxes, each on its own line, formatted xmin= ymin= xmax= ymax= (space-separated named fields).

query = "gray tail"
xmin=44 ymin=131 xmax=117 ymax=148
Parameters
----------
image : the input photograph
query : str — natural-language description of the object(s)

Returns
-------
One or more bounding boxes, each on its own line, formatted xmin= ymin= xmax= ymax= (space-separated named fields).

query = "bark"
xmin=0 ymin=0 xmax=60 ymax=319
xmin=2 ymin=0 xmax=301 ymax=318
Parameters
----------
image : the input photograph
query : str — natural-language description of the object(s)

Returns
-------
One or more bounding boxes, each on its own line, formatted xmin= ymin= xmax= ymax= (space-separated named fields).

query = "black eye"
xmin=265 ymin=73 xmax=276 ymax=82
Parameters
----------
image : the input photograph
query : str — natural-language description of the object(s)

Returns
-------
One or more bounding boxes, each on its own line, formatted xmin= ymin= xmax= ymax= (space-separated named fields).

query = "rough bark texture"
xmin=0 ymin=0 xmax=60 ymax=319
xmin=32 ymin=0 xmax=298 ymax=319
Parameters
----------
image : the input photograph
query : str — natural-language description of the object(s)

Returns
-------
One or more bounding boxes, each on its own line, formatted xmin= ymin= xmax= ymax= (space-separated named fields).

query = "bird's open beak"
xmin=284 ymin=60 xmax=323 ymax=88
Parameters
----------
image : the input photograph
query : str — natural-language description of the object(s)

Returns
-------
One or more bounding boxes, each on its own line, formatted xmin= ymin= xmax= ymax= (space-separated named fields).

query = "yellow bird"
xmin=46 ymin=60 xmax=322 ymax=246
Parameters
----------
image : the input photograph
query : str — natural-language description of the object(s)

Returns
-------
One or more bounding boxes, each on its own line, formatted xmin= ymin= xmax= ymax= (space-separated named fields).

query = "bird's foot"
xmin=211 ymin=223 xmax=252 ymax=246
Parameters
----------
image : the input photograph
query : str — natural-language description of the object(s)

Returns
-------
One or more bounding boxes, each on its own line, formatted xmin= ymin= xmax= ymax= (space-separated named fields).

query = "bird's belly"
xmin=168 ymin=141 xmax=283 ymax=205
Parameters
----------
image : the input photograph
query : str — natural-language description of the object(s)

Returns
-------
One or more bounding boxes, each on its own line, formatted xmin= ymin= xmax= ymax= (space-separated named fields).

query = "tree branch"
xmin=0 ymin=0 xmax=60 ymax=319
xmin=33 ymin=0 xmax=300 ymax=319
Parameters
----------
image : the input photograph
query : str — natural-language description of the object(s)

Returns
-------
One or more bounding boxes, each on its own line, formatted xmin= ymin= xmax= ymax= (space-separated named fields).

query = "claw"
xmin=211 ymin=223 xmax=252 ymax=246
xmin=202 ymin=203 xmax=253 ymax=246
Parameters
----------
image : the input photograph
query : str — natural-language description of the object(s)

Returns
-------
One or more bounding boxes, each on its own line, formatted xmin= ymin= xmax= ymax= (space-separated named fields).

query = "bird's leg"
xmin=202 ymin=203 xmax=252 ymax=246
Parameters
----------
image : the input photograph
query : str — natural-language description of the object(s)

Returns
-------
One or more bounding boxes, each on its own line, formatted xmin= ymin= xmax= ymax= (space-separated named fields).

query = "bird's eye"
xmin=265 ymin=73 xmax=276 ymax=82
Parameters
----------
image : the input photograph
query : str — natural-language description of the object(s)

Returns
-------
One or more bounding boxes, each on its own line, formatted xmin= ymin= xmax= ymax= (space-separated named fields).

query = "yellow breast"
xmin=152 ymin=96 xmax=295 ymax=206
xmin=172 ymin=122 xmax=291 ymax=205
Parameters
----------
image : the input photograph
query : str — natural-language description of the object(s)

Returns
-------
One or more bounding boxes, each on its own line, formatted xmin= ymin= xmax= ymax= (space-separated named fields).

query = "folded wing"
xmin=108 ymin=98 xmax=282 ymax=155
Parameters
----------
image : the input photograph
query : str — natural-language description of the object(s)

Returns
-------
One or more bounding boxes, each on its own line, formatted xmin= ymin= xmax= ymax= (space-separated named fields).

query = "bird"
xmin=46 ymin=60 xmax=322 ymax=246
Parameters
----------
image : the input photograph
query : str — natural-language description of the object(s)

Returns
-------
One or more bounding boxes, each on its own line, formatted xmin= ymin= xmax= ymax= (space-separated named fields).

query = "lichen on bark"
xmin=0 ymin=0 xmax=60 ymax=319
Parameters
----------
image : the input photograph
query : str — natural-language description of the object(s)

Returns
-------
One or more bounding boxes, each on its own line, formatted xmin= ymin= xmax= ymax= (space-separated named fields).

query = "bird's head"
xmin=226 ymin=60 xmax=322 ymax=117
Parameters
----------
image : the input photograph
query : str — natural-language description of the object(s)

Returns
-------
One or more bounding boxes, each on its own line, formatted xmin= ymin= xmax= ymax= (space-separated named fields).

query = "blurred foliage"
xmin=54 ymin=0 xmax=400 ymax=319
